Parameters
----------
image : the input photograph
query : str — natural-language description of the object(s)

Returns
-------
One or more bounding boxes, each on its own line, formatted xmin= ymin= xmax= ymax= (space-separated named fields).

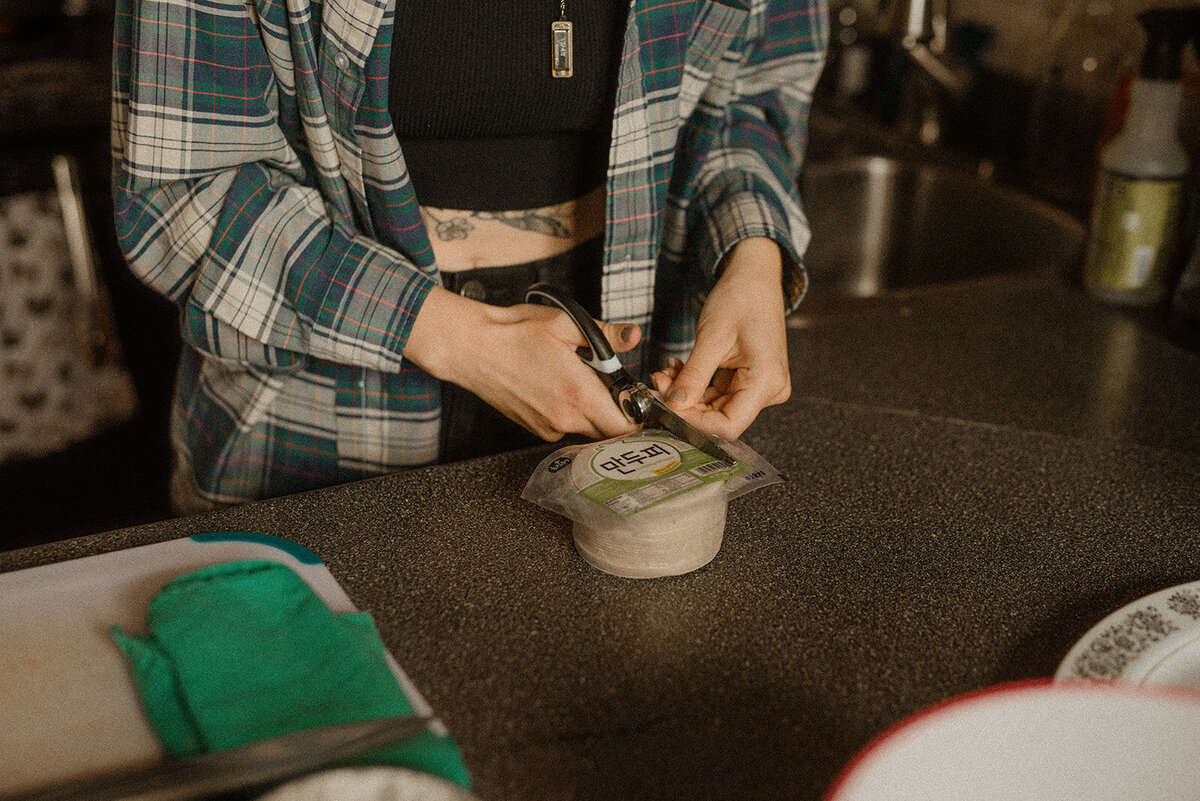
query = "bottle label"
xmin=1085 ymin=173 xmax=1182 ymax=295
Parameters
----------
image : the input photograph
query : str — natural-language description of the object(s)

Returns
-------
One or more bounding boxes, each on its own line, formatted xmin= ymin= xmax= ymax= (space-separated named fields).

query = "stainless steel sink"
xmin=796 ymin=155 xmax=1085 ymax=306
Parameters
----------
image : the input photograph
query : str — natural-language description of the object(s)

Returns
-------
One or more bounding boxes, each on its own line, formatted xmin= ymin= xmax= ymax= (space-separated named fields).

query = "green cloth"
xmin=111 ymin=560 xmax=470 ymax=789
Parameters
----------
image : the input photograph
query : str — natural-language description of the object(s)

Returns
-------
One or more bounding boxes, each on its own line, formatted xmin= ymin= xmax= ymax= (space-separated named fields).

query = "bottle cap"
xmin=1137 ymin=8 xmax=1192 ymax=81
xmin=1192 ymin=7 xmax=1200 ymax=60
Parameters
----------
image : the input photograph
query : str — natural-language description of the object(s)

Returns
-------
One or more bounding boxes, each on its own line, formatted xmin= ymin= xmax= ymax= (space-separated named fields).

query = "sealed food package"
xmin=522 ymin=429 xmax=783 ymax=578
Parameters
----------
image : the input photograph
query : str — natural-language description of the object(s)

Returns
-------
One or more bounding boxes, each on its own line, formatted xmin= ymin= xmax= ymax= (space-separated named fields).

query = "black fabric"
xmin=396 ymin=132 xmax=610 ymax=211
xmin=438 ymin=236 xmax=603 ymax=463
xmin=389 ymin=2 xmax=627 ymax=209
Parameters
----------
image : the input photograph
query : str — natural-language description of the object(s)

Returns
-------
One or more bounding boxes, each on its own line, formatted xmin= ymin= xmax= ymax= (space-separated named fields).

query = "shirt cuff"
xmin=302 ymin=227 xmax=438 ymax=371
xmin=692 ymin=170 xmax=808 ymax=312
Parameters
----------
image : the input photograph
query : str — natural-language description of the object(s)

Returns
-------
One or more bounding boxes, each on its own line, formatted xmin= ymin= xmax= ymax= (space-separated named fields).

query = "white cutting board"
xmin=0 ymin=532 xmax=435 ymax=797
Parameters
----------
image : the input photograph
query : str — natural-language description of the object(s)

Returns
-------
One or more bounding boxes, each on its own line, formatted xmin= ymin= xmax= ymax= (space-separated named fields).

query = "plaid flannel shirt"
xmin=112 ymin=0 xmax=828 ymax=511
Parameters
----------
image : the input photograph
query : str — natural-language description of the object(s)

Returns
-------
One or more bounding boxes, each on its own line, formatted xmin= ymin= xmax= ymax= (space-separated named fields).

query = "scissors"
xmin=525 ymin=283 xmax=733 ymax=463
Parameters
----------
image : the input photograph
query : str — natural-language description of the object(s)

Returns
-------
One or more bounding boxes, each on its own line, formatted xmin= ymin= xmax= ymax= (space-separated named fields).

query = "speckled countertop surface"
xmin=4 ymin=280 xmax=1199 ymax=800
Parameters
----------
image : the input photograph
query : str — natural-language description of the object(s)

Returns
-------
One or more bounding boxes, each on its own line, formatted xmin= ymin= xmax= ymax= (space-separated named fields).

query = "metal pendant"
xmin=551 ymin=20 xmax=573 ymax=78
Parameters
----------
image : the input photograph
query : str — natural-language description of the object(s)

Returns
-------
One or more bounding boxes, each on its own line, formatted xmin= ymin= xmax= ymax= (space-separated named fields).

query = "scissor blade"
xmin=640 ymin=395 xmax=733 ymax=463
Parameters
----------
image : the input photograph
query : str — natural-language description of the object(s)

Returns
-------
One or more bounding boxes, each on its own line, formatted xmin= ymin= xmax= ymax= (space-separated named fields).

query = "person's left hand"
xmin=649 ymin=237 xmax=791 ymax=440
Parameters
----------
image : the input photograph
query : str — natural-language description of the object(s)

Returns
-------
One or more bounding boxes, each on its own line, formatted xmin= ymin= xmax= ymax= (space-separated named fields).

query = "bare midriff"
xmin=421 ymin=184 xmax=606 ymax=272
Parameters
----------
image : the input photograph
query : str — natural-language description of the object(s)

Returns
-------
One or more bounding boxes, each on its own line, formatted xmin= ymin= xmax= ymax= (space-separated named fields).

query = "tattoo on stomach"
xmin=424 ymin=206 xmax=573 ymax=242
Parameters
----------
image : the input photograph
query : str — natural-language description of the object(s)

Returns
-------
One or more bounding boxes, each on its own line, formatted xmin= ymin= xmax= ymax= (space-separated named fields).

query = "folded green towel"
xmin=111 ymin=559 xmax=470 ymax=789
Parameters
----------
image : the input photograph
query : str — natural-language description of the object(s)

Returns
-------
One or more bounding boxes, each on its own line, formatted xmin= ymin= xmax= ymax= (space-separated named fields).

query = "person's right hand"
xmin=405 ymin=286 xmax=642 ymax=442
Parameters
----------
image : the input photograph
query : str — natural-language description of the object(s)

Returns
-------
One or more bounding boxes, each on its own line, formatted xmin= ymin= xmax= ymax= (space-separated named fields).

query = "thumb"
xmin=595 ymin=320 xmax=642 ymax=354
xmin=665 ymin=345 xmax=721 ymax=410
xmin=547 ymin=310 xmax=640 ymax=353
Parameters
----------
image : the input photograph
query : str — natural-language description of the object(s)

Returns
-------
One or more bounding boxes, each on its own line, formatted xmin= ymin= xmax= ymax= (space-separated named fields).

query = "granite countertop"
xmin=4 ymin=279 xmax=1199 ymax=800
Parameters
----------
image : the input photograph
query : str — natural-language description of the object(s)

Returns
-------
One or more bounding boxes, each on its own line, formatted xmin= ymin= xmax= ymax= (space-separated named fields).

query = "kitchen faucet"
xmin=878 ymin=0 xmax=972 ymax=144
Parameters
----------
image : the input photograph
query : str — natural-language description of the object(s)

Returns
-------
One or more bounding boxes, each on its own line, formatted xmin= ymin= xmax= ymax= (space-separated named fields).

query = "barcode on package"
xmin=691 ymin=459 xmax=735 ymax=477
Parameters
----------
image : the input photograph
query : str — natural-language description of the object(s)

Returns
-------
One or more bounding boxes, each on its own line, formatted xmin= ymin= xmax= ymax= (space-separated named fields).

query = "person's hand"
xmin=649 ymin=237 xmax=791 ymax=440
xmin=406 ymin=287 xmax=641 ymax=441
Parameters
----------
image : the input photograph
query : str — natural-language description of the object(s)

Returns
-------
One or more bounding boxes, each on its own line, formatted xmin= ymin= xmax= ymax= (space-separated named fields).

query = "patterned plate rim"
xmin=1054 ymin=579 xmax=1200 ymax=684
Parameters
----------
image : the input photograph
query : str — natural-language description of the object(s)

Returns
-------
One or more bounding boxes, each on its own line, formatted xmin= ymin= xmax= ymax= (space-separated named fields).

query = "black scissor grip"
xmin=525 ymin=283 xmax=617 ymax=372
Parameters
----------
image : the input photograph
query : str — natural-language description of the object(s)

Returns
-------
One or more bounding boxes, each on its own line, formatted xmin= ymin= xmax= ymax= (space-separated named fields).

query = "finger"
xmin=697 ymin=367 xmax=791 ymax=439
xmin=527 ymin=390 xmax=628 ymax=443
xmin=717 ymin=389 xmax=767 ymax=437
xmin=657 ymin=357 xmax=683 ymax=378
xmin=585 ymin=319 xmax=640 ymax=356
xmin=547 ymin=312 xmax=641 ymax=357
xmin=650 ymin=357 xmax=684 ymax=389
xmin=665 ymin=344 xmax=724 ymax=410
xmin=711 ymin=367 xmax=735 ymax=395
xmin=693 ymin=391 xmax=760 ymax=440
xmin=651 ymin=393 xmax=746 ymax=441
xmin=582 ymin=397 xmax=639 ymax=439
xmin=652 ymin=360 xmax=682 ymax=384
xmin=605 ymin=321 xmax=641 ymax=354
xmin=558 ymin=367 xmax=639 ymax=440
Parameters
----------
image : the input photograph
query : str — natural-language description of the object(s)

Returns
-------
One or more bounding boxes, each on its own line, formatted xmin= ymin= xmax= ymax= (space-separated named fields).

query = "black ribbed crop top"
xmin=388 ymin=2 xmax=628 ymax=210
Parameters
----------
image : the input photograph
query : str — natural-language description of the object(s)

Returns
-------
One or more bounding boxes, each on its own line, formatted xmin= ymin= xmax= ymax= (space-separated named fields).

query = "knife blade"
xmin=11 ymin=715 xmax=433 ymax=801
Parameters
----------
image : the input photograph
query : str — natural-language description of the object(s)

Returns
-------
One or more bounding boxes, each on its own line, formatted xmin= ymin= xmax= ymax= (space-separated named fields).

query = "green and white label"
xmin=573 ymin=434 xmax=744 ymax=518
xmin=1085 ymin=173 xmax=1182 ymax=294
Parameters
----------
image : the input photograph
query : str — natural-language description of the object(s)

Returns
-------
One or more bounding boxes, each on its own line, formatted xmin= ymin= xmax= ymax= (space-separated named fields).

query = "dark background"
xmin=0 ymin=4 xmax=180 ymax=551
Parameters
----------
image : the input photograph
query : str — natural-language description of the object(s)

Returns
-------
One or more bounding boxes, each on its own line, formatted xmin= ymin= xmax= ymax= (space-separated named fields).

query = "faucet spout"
xmin=883 ymin=0 xmax=943 ymax=47
xmin=907 ymin=40 xmax=971 ymax=100
xmin=881 ymin=0 xmax=970 ymax=100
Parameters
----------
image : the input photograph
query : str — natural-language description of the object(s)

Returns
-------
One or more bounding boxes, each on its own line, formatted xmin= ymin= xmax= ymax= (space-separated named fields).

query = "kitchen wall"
xmin=956 ymin=0 xmax=1191 ymax=78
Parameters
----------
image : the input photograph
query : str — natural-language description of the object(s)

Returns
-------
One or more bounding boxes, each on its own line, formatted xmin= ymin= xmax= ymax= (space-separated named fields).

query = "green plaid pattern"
xmin=112 ymin=0 xmax=827 ymax=511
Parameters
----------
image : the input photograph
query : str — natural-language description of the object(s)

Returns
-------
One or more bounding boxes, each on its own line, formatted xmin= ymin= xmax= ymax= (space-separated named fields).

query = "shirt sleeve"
xmin=111 ymin=0 xmax=434 ymax=373
xmin=685 ymin=0 xmax=829 ymax=310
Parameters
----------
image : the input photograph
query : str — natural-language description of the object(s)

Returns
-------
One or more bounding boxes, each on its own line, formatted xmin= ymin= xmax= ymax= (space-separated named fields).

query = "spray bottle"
xmin=1083 ymin=7 xmax=1191 ymax=306
xmin=1167 ymin=8 xmax=1200 ymax=348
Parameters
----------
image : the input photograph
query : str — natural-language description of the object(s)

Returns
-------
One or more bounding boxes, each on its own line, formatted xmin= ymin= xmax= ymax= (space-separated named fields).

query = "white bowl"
xmin=826 ymin=681 xmax=1200 ymax=801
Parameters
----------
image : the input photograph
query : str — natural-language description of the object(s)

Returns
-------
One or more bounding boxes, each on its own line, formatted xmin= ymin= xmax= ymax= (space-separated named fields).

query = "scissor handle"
xmin=525 ymin=283 xmax=624 ymax=375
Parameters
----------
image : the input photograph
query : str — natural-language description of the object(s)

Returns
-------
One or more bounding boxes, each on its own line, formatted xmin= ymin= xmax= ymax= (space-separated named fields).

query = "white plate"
xmin=826 ymin=681 xmax=1200 ymax=801
xmin=256 ymin=766 xmax=478 ymax=801
xmin=1054 ymin=579 xmax=1200 ymax=688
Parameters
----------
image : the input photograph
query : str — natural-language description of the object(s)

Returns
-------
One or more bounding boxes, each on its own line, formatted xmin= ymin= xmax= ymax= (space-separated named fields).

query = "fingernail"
xmin=666 ymin=388 xmax=686 ymax=404
xmin=619 ymin=324 xmax=635 ymax=343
